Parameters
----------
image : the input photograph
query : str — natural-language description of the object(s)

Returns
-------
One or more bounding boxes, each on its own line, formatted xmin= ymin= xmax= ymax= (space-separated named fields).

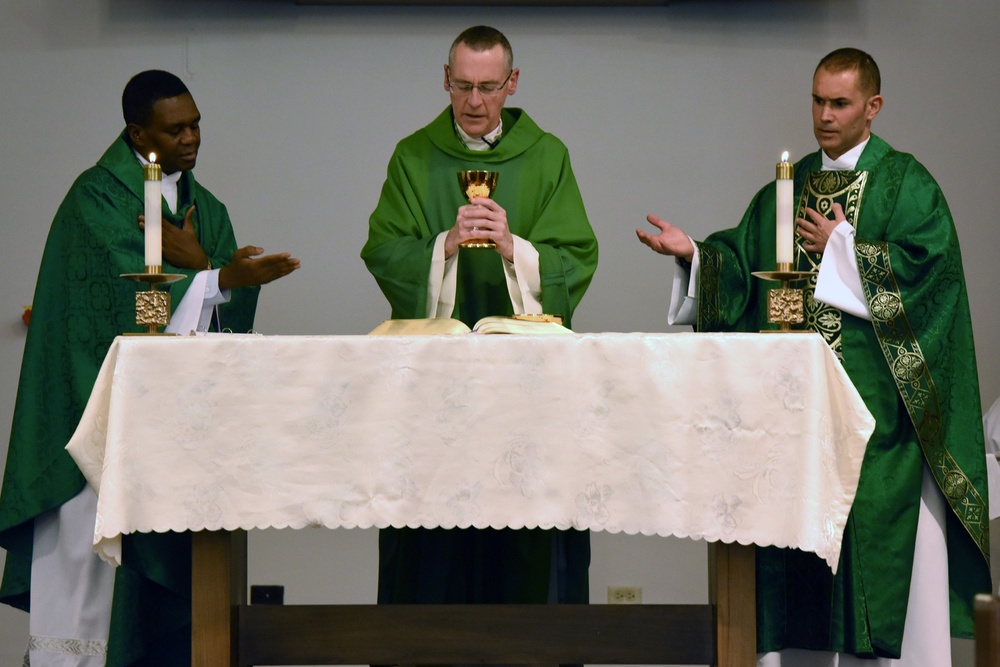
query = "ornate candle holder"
xmin=120 ymin=266 xmax=185 ymax=335
xmin=751 ymin=263 xmax=814 ymax=333
xmin=457 ymin=170 xmax=499 ymax=249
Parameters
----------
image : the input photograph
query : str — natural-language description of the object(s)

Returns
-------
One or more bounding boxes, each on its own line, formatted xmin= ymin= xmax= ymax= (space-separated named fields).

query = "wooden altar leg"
xmin=192 ymin=530 xmax=246 ymax=667
xmin=975 ymin=593 xmax=1000 ymax=667
xmin=709 ymin=542 xmax=756 ymax=667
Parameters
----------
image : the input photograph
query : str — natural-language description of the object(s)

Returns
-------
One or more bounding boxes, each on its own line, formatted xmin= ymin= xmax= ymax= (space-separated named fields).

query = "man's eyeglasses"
xmin=447 ymin=68 xmax=513 ymax=97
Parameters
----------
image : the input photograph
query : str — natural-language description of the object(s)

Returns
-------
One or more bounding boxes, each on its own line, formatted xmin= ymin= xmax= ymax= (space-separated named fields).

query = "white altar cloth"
xmin=66 ymin=332 xmax=874 ymax=572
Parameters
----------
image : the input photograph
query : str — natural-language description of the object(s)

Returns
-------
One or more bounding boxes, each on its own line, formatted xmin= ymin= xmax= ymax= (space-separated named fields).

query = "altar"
xmin=67 ymin=331 xmax=875 ymax=666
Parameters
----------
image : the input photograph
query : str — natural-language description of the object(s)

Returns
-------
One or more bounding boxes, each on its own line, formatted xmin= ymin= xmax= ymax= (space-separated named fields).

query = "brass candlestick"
xmin=751 ymin=263 xmax=813 ymax=333
xmin=121 ymin=266 xmax=185 ymax=335
xmin=457 ymin=170 xmax=499 ymax=249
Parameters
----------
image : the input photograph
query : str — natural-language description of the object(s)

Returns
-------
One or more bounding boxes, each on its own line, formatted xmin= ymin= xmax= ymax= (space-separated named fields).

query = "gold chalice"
xmin=457 ymin=170 xmax=499 ymax=249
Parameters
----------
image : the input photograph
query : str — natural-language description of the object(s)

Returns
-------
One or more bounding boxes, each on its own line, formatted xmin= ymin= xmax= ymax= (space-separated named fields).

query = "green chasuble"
xmin=694 ymin=134 xmax=990 ymax=657
xmin=0 ymin=132 xmax=259 ymax=666
xmin=362 ymin=107 xmax=598 ymax=605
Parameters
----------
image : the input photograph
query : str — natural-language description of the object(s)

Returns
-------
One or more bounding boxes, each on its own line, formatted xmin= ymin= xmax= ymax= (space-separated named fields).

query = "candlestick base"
xmin=121 ymin=271 xmax=186 ymax=335
xmin=751 ymin=270 xmax=814 ymax=333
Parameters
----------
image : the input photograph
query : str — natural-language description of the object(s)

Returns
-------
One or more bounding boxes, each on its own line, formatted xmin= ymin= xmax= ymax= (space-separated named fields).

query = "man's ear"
xmin=126 ymin=123 xmax=146 ymax=153
xmin=507 ymin=68 xmax=519 ymax=95
xmin=866 ymin=94 xmax=883 ymax=122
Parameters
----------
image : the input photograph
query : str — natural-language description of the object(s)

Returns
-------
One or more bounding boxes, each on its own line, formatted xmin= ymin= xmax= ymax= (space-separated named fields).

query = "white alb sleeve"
xmin=814 ymin=222 xmax=870 ymax=320
xmin=165 ymin=270 xmax=230 ymax=335
xmin=668 ymin=242 xmax=699 ymax=326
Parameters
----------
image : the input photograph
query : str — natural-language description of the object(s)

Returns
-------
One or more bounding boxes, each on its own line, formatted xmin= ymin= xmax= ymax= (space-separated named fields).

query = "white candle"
xmin=144 ymin=153 xmax=162 ymax=269
xmin=775 ymin=151 xmax=793 ymax=267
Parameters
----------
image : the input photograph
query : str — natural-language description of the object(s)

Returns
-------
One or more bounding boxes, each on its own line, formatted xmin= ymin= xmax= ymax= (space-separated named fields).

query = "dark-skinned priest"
xmin=0 ymin=70 xmax=300 ymax=667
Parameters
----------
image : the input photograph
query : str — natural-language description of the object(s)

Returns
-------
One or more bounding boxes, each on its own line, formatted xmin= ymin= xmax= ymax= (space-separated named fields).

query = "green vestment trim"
xmin=696 ymin=247 xmax=723 ymax=334
xmin=795 ymin=170 xmax=869 ymax=355
xmin=856 ymin=239 xmax=989 ymax=557
xmin=0 ymin=133 xmax=260 ymax=666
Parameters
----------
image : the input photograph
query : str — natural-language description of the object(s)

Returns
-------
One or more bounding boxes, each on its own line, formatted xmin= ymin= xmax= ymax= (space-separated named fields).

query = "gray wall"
xmin=1 ymin=0 xmax=998 ymax=663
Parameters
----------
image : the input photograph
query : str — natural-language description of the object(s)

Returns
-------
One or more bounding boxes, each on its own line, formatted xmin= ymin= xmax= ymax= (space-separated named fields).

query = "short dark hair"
xmin=122 ymin=70 xmax=190 ymax=127
xmin=816 ymin=48 xmax=881 ymax=97
xmin=449 ymin=26 xmax=513 ymax=72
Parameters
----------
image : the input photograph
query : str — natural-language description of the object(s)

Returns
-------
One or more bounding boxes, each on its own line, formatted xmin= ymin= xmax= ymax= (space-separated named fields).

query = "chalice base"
xmin=460 ymin=239 xmax=496 ymax=249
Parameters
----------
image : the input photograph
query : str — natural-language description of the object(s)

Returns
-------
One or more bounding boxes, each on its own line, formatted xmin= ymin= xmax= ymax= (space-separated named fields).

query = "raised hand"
xmin=218 ymin=245 xmax=301 ymax=290
xmin=636 ymin=214 xmax=695 ymax=262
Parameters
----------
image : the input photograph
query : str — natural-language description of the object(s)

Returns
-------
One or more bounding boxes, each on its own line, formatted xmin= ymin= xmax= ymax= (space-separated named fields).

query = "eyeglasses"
xmin=447 ymin=67 xmax=513 ymax=97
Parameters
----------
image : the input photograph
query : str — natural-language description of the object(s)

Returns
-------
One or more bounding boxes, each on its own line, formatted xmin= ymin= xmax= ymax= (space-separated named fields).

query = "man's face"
xmin=129 ymin=92 xmax=201 ymax=174
xmin=444 ymin=43 xmax=518 ymax=139
xmin=811 ymin=67 xmax=882 ymax=160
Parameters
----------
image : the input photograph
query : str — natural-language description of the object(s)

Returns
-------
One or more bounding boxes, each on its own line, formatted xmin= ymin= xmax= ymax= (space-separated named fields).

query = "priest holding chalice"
xmin=361 ymin=23 xmax=598 ymax=616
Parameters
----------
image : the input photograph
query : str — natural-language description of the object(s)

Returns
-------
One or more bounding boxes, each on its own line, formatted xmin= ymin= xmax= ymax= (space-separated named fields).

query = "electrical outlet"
xmin=607 ymin=585 xmax=642 ymax=604
xmin=250 ymin=585 xmax=285 ymax=605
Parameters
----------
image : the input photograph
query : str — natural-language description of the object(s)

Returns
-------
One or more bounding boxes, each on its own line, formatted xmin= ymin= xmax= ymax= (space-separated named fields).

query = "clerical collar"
xmin=135 ymin=149 xmax=183 ymax=214
xmin=455 ymin=118 xmax=503 ymax=151
xmin=822 ymin=137 xmax=869 ymax=171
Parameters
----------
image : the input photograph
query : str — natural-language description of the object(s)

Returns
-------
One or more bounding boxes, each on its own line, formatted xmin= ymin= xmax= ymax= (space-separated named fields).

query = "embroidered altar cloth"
xmin=66 ymin=332 xmax=874 ymax=572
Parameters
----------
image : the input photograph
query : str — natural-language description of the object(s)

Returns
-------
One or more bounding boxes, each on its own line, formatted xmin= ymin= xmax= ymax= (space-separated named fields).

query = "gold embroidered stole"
xmin=794 ymin=170 xmax=868 ymax=354
xmin=855 ymin=249 xmax=991 ymax=560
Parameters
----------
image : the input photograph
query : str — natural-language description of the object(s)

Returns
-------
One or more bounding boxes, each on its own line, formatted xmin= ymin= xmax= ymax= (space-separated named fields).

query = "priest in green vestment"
xmin=636 ymin=48 xmax=990 ymax=665
xmin=362 ymin=26 xmax=598 ymax=608
xmin=0 ymin=70 xmax=299 ymax=666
